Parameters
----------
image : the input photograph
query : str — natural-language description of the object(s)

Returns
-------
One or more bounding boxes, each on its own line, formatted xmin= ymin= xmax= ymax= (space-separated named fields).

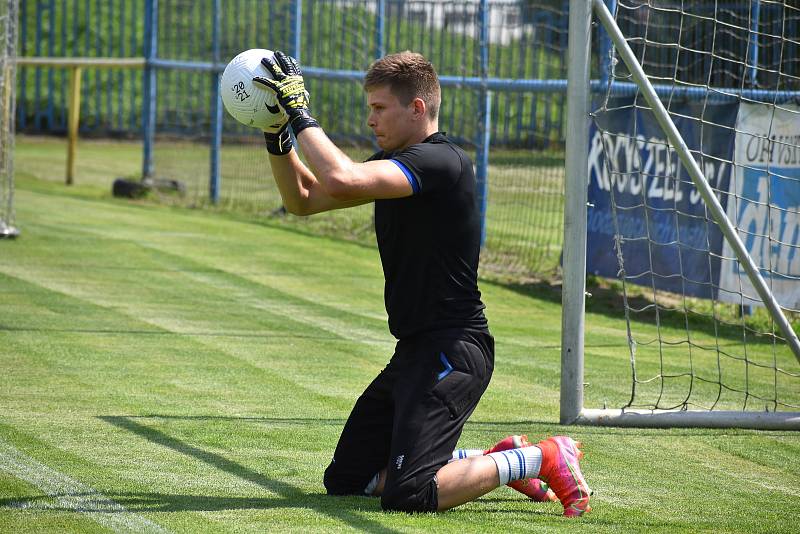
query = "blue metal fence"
xmin=17 ymin=0 xmax=574 ymax=145
xmin=17 ymin=0 xmax=799 ymax=139
xmin=124 ymin=0 xmax=575 ymax=241
xmin=15 ymin=0 xmax=800 ymax=274
xmin=21 ymin=1 xmax=798 ymax=135
xmin=17 ymin=0 xmax=146 ymax=133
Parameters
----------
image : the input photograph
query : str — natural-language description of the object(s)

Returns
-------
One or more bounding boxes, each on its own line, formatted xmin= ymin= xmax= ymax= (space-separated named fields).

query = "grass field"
xmin=2 ymin=137 xmax=799 ymax=532
xmin=14 ymin=135 xmax=566 ymax=276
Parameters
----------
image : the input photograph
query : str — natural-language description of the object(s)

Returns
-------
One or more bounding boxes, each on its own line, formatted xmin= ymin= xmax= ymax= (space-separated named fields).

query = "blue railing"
xmin=16 ymin=0 xmax=800 ymax=184
xmin=15 ymin=0 xmax=800 ymax=275
xmin=18 ymin=0 xmax=146 ymax=133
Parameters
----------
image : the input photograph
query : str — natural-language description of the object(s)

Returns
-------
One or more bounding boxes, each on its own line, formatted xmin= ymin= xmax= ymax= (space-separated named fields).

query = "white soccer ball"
xmin=220 ymin=48 xmax=288 ymax=131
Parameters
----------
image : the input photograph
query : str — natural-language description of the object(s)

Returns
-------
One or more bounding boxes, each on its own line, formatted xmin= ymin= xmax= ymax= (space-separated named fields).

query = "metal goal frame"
xmin=560 ymin=0 xmax=800 ymax=431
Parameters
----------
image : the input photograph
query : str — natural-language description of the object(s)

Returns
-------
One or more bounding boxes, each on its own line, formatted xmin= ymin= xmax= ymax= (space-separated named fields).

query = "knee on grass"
xmin=323 ymin=465 xmax=369 ymax=496
xmin=380 ymin=478 xmax=438 ymax=513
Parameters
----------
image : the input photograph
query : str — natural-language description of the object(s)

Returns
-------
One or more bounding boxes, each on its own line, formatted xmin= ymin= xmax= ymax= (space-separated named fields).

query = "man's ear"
xmin=411 ymin=97 xmax=427 ymax=120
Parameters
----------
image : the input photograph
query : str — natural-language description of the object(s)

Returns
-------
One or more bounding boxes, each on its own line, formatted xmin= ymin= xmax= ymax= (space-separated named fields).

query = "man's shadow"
xmin=93 ymin=415 xmax=400 ymax=533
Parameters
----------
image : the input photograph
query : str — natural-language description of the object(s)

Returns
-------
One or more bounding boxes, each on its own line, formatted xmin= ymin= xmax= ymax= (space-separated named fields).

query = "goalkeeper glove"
xmin=263 ymin=123 xmax=293 ymax=156
xmin=253 ymin=51 xmax=320 ymax=136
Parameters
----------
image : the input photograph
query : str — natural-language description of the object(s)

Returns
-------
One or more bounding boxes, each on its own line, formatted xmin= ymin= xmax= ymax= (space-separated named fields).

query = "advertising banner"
xmin=718 ymin=103 xmax=800 ymax=308
xmin=586 ymin=98 xmax=738 ymax=298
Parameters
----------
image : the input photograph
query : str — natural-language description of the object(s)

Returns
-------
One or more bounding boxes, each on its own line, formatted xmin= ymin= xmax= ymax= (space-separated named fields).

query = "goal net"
xmin=564 ymin=0 xmax=800 ymax=428
xmin=0 ymin=0 xmax=18 ymax=238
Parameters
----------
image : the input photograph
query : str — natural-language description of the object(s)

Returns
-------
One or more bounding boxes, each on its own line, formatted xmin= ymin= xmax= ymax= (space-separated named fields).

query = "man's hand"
xmin=253 ymin=51 xmax=319 ymax=136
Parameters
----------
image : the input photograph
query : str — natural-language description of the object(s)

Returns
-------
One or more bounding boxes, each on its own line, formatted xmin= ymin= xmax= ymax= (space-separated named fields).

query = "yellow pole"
xmin=66 ymin=66 xmax=81 ymax=185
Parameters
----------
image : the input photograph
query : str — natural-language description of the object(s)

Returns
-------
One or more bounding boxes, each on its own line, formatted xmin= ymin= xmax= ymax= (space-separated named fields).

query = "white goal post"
xmin=0 ymin=0 xmax=18 ymax=239
xmin=561 ymin=0 xmax=800 ymax=430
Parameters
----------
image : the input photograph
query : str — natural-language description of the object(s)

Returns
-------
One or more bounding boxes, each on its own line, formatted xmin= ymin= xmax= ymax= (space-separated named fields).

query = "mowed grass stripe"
xmin=4 ymin=183 xmax=800 ymax=532
xmin=0 ymin=418 xmax=404 ymax=533
xmin=6 ymin=190 xmax=574 ymax=421
xmin=0 ymin=225 xmax=390 ymax=348
xmin=8 ymin=188 xmax=793 ymax=417
xmin=0 ymin=188 xmax=388 ymax=530
xmin=0 ymin=218 xmax=395 ymax=409
xmin=690 ymin=439 xmax=800 ymax=498
xmin=5 ymin=191 xmax=391 ymax=344
xmin=581 ymin=428 xmax=800 ymax=531
xmin=0 ymin=438 xmax=171 ymax=533
xmin=0 ymin=269 xmax=400 ymax=530
xmin=1 ymin=201 xmax=383 ymax=344
xmin=0 ymin=270 xmax=367 ymax=416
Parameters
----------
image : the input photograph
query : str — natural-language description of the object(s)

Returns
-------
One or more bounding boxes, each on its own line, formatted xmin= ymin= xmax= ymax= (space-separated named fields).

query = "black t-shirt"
xmin=368 ymin=132 xmax=488 ymax=339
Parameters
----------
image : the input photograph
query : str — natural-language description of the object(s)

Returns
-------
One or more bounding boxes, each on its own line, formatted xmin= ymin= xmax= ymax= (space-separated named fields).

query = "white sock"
xmin=487 ymin=446 xmax=543 ymax=485
xmin=449 ymin=449 xmax=485 ymax=463
xmin=363 ymin=472 xmax=380 ymax=495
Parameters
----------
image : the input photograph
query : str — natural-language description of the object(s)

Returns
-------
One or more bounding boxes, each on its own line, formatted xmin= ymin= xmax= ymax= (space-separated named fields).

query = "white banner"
xmin=719 ymin=103 xmax=800 ymax=308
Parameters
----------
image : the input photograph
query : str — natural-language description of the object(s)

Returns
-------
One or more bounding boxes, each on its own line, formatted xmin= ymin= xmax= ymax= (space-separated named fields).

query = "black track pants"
xmin=323 ymin=329 xmax=494 ymax=512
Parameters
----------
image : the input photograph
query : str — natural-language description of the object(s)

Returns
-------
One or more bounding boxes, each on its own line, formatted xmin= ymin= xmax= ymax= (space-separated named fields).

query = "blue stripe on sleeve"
xmin=390 ymin=159 xmax=421 ymax=195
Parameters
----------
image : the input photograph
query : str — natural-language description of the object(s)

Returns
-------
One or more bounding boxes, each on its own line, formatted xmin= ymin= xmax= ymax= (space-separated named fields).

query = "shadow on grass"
xmin=114 ymin=414 xmax=349 ymax=425
xmin=98 ymin=416 xmax=400 ymax=533
xmin=0 ymin=325 xmax=335 ymax=341
xmin=103 ymin=414 xmax=767 ymax=442
xmin=1 ymin=492 xmax=563 ymax=516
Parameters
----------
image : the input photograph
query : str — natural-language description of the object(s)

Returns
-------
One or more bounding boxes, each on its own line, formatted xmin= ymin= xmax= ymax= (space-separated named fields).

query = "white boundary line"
xmin=0 ymin=438 xmax=170 ymax=533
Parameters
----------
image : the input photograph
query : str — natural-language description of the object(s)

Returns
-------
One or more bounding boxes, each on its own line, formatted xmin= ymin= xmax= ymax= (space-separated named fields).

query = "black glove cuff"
xmin=263 ymin=127 xmax=293 ymax=156
xmin=288 ymin=110 xmax=321 ymax=136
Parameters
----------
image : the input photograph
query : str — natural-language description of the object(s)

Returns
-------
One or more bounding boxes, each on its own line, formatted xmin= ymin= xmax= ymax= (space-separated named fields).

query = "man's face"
xmin=366 ymin=85 xmax=417 ymax=152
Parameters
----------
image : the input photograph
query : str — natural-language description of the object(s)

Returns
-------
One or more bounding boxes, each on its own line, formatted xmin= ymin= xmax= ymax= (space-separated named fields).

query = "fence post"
xmin=748 ymin=0 xmax=761 ymax=86
xmin=142 ymin=0 xmax=157 ymax=179
xmin=291 ymin=0 xmax=302 ymax=61
xmin=209 ymin=0 xmax=222 ymax=204
xmin=376 ymin=0 xmax=385 ymax=59
xmin=475 ymin=0 xmax=491 ymax=246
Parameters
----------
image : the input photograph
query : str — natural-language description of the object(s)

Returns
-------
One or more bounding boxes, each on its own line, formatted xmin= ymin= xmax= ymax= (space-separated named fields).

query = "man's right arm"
xmin=268 ymin=148 xmax=371 ymax=215
xmin=257 ymin=51 xmax=373 ymax=215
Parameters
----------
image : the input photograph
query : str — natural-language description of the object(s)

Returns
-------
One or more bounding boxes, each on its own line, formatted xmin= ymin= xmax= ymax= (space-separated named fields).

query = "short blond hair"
xmin=364 ymin=51 xmax=441 ymax=119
